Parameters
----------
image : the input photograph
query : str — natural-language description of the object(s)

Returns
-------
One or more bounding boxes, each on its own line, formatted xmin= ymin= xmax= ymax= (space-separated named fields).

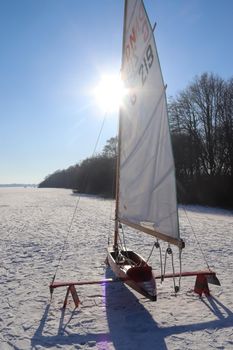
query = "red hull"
xmin=107 ymin=247 xmax=157 ymax=301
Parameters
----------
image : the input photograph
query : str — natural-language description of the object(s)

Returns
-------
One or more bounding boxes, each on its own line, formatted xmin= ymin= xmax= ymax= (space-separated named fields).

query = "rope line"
xmin=163 ymin=247 xmax=168 ymax=280
xmin=120 ymin=224 xmax=130 ymax=261
xmin=178 ymin=247 xmax=182 ymax=290
xmin=146 ymin=241 xmax=156 ymax=263
xmin=170 ymin=248 xmax=177 ymax=293
xmin=51 ymin=115 xmax=107 ymax=284
xmin=51 ymin=195 xmax=81 ymax=285
xmin=183 ymin=206 xmax=211 ymax=270
xmin=117 ymin=227 xmax=124 ymax=251
xmin=146 ymin=240 xmax=164 ymax=284
xmin=92 ymin=116 xmax=106 ymax=156
xmin=158 ymin=242 xmax=164 ymax=283
xmin=163 ymin=245 xmax=180 ymax=293
xmin=113 ymin=224 xmax=132 ymax=265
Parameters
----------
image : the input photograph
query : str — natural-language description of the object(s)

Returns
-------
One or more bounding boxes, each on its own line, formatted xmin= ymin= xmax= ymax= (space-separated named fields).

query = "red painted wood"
xmin=50 ymin=277 xmax=127 ymax=289
xmin=50 ymin=270 xmax=216 ymax=289
xmin=156 ymin=270 xmax=216 ymax=279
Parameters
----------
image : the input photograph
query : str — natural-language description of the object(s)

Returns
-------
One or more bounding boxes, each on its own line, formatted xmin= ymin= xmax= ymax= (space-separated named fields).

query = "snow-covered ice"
xmin=0 ymin=187 xmax=232 ymax=349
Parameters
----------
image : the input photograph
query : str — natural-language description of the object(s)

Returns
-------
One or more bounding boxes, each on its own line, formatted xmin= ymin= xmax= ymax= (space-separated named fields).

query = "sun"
xmin=93 ymin=74 xmax=126 ymax=113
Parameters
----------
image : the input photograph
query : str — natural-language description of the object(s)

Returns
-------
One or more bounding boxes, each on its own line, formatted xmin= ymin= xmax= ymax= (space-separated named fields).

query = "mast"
xmin=114 ymin=0 xmax=128 ymax=248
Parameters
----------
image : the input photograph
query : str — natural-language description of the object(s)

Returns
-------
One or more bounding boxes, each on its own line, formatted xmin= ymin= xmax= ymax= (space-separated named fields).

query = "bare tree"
xmin=220 ymin=78 xmax=233 ymax=176
xmin=102 ymin=136 xmax=118 ymax=158
xmin=169 ymin=73 xmax=229 ymax=176
xmin=169 ymin=73 xmax=233 ymax=206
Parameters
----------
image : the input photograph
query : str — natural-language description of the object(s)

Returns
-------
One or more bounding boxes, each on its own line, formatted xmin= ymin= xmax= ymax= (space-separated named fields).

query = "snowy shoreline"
xmin=0 ymin=188 xmax=232 ymax=349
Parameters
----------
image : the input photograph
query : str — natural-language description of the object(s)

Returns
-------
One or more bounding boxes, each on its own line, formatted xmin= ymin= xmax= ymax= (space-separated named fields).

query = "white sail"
xmin=118 ymin=0 xmax=180 ymax=245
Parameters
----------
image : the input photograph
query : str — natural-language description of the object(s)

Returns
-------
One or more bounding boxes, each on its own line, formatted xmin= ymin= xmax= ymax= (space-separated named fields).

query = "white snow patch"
xmin=0 ymin=188 xmax=232 ymax=349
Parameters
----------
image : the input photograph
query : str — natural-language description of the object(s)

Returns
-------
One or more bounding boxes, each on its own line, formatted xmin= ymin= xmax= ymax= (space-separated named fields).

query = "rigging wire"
xmin=146 ymin=241 xmax=156 ymax=263
xmin=170 ymin=248 xmax=178 ymax=293
xmin=92 ymin=116 xmax=107 ymax=157
xmin=51 ymin=196 xmax=81 ymax=286
xmin=121 ymin=224 xmax=128 ymax=253
xmin=116 ymin=224 xmax=132 ymax=265
xmin=182 ymin=206 xmax=211 ymax=270
xmin=158 ymin=242 xmax=164 ymax=283
xmin=51 ymin=115 xmax=107 ymax=286
xmin=117 ymin=227 xmax=124 ymax=251
xmin=163 ymin=245 xmax=179 ymax=294
xmin=146 ymin=238 xmax=163 ymax=283
xmin=145 ymin=239 xmax=183 ymax=291
xmin=146 ymin=240 xmax=164 ymax=283
xmin=178 ymin=247 xmax=182 ymax=291
xmin=163 ymin=246 xmax=168 ymax=280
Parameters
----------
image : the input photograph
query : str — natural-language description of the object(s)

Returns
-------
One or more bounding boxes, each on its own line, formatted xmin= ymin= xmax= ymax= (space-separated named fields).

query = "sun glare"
xmin=93 ymin=74 xmax=126 ymax=113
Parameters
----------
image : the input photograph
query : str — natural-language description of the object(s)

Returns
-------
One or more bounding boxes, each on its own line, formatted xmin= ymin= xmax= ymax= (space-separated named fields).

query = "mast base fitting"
xmin=179 ymin=239 xmax=185 ymax=249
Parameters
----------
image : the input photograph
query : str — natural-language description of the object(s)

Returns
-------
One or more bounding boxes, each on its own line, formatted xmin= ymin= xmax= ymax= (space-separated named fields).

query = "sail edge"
xmin=120 ymin=218 xmax=184 ymax=249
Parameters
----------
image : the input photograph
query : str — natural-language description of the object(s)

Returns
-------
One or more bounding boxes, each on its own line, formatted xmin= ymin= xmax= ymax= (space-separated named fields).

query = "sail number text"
xmin=139 ymin=44 xmax=154 ymax=87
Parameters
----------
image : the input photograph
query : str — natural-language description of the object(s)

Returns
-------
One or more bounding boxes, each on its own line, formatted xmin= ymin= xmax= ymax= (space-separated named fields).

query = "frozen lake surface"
xmin=0 ymin=187 xmax=232 ymax=349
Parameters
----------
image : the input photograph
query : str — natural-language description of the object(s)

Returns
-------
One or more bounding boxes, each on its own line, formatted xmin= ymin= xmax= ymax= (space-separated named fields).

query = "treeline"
xmin=38 ymin=137 xmax=117 ymax=197
xmin=169 ymin=73 xmax=233 ymax=207
xmin=39 ymin=73 xmax=233 ymax=207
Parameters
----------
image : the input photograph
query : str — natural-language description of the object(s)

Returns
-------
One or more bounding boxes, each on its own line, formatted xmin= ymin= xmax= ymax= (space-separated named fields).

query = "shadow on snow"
xmin=31 ymin=268 xmax=233 ymax=349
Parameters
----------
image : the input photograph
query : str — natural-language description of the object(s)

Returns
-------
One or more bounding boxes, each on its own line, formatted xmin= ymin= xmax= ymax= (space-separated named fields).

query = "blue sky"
xmin=0 ymin=0 xmax=233 ymax=184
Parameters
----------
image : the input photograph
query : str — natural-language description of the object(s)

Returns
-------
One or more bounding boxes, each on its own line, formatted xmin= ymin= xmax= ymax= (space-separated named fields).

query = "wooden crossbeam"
xmin=49 ymin=270 xmax=220 ymax=308
xmin=156 ymin=270 xmax=218 ymax=279
xmin=50 ymin=270 xmax=219 ymax=290
xmin=50 ymin=277 xmax=126 ymax=290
